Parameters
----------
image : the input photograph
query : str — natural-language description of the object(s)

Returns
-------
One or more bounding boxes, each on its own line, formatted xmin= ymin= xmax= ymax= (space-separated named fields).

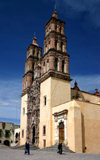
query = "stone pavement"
xmin=0 ymin=147 xmax=100 ymax=160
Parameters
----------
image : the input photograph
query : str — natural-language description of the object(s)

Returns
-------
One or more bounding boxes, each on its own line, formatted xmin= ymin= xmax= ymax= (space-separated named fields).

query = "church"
xmin=20 ymin=10 xmax=100 ymax=153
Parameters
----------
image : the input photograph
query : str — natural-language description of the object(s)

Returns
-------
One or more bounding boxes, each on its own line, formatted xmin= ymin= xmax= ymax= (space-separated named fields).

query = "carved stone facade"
xmin=27 ymin=78 xmax=40 ymax=146
xmin=21 ymin=36 xmax=42 ymax=145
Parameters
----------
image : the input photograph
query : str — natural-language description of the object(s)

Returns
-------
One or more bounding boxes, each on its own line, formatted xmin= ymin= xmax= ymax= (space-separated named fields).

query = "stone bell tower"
xmin=22 ymin=37 xmax=42 ymax=94
xmin=39 ymin=10 xmax=71 ymax=148
xmin=41 ymin=10 xmax=70 ymax=81
xmin=20 ymin=37 xmax=42 ymax=146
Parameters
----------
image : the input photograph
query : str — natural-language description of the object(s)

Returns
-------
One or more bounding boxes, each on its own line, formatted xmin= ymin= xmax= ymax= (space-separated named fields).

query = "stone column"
xmin=61 ymin=24 xmax=65 ymax=35
xmin=57 ymin=24 xmax=60 ymax=32
xmin=51 ymin=37 xmax=55 ymax=48
xmin=57 ymin=40 xmax=61 ymax=51
xmin=66 ymin=59 xmax=69 ymax=74
xmin=45 ymin=60 xmax=47 ymax=72
xmin=59 ymin=58 xmax=62 ymax=72
xmin=64 ymin=115 xmax=67 ymax=144
xmin=64 ymin=43 xmax=67 ymax=52
xmin=49 ymin=56 xmax=55 ymax=70
xmin=35 ymin=48 xmax=37 ymax=57
xmin=39 ymin=50 xmax=41 ymax=59
xmin=41 ymin=62 xmax=44 ymax=76
xmin=51 ymin=23 xmax=55 ymax=31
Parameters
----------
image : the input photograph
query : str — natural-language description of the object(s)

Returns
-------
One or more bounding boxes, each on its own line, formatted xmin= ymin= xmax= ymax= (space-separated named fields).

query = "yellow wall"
xmin=39 ymin=77 xmax=71 ymax=148
xmin=39 ymin=77 xmax=52 ymax=148
xmin=20 ymin=94 xmax=28 ymax=145
xmin=77 ymin=100 xmax=100 ymax=153
xmin=52 ymin=100 xmax=100 ymax=153
xmin=51 ymin=77 xmax=71 ymax=107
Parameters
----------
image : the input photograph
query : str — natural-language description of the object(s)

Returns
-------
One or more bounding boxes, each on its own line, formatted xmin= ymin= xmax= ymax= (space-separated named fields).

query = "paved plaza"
xmin=0 ymin=147 xmax=100 ymax=160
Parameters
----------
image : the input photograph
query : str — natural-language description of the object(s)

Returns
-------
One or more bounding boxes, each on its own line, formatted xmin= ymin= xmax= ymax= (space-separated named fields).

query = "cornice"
xmin=40 ymin=70 xmax=72 ymax=83
xmin=42 ymin=48 xmax=70 ymax=58
xmin=44 ymin=30 xmax=67 ymax=40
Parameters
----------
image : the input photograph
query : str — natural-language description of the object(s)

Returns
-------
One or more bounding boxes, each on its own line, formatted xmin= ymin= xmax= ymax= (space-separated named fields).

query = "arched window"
xmin=62 ymin=60 xmax=65 ymax=73
xmin=55 ymin=58 xmax=59 ymax=71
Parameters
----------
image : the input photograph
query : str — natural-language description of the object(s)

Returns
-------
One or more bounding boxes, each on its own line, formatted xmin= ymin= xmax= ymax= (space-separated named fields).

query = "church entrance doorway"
xmin=32 ymin=126 xmax=35 ymax=144
xmin=59 ymin=121 xmax=64 ymax=143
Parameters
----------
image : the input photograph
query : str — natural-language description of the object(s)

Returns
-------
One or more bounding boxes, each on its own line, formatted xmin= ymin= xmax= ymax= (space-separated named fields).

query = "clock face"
xmin=34 ymin=71 xmax=37 ymax=78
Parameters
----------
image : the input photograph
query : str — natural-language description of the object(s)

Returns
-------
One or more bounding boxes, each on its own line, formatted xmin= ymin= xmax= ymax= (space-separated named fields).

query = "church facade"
xmin=20 ymin=10 xmax=100 ymax=153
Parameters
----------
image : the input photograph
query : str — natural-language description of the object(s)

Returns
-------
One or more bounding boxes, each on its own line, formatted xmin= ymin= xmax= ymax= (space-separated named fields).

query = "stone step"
xmin=40 ymin=144 xmax=74 ymax=153
xmin=0 ymin=144 xmax=10 ymax=149
xmin=11 ymin=144 xmax=39 ymax=150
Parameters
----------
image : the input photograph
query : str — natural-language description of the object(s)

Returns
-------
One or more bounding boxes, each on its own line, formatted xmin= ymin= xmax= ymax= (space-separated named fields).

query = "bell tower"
xmin=41 ymin=10 xmax=70 ymax=82
xmin=39 ymin=10 xmax=71 ymax=148
xmin=22 ymin=37 xmax=42 ymax=94
xmin=20 ymin=36 xmax=42 ymax=145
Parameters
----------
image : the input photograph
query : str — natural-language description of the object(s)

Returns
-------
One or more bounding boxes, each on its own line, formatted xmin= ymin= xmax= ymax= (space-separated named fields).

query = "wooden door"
xmin=59 ymin=122 xmax=64 ymax=143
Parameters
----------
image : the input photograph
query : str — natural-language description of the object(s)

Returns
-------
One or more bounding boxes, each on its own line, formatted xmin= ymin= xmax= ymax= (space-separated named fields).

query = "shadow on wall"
xmin=81 ymin=113 xmax=87 ymax=153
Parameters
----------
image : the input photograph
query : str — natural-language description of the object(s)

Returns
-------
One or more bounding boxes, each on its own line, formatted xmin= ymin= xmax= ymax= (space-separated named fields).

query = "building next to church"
xmin=0 ymin=122 xmax=20 ymax=146
xmin=20 ymin=10 xmax=100 ymax=153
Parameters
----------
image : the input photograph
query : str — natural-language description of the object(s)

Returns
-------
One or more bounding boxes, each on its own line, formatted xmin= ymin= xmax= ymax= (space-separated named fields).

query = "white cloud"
xmin=0 ymin=79 xmax=22 ymax=120
xmin=71 ymin=74 xmax=100 ymax=92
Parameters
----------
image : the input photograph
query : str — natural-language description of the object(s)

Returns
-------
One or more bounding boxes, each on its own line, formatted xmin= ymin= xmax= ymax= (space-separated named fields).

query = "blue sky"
xmin=0 ymin=0 xmax=100 ymax=124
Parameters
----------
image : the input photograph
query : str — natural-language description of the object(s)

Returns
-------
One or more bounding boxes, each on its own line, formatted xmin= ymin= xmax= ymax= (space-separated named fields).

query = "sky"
xmin=0 ymin=0 xmax=100 ymax=124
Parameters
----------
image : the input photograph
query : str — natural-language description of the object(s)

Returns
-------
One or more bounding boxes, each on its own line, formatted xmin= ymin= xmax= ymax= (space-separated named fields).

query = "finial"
xmin=95 ymin=88 xmax=100 ymax=96
xmin=75 ymin=81 xmax=77 ymax=86
xmin=73 ymin=81 xmax=80 ymax=91
xmin=32 ymin=33 xmax=38 ymax=46
xmin=52 ymin=1 xmax=58 ymax=19
xmin=95 ymin=88 xmax=99 ymax=93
